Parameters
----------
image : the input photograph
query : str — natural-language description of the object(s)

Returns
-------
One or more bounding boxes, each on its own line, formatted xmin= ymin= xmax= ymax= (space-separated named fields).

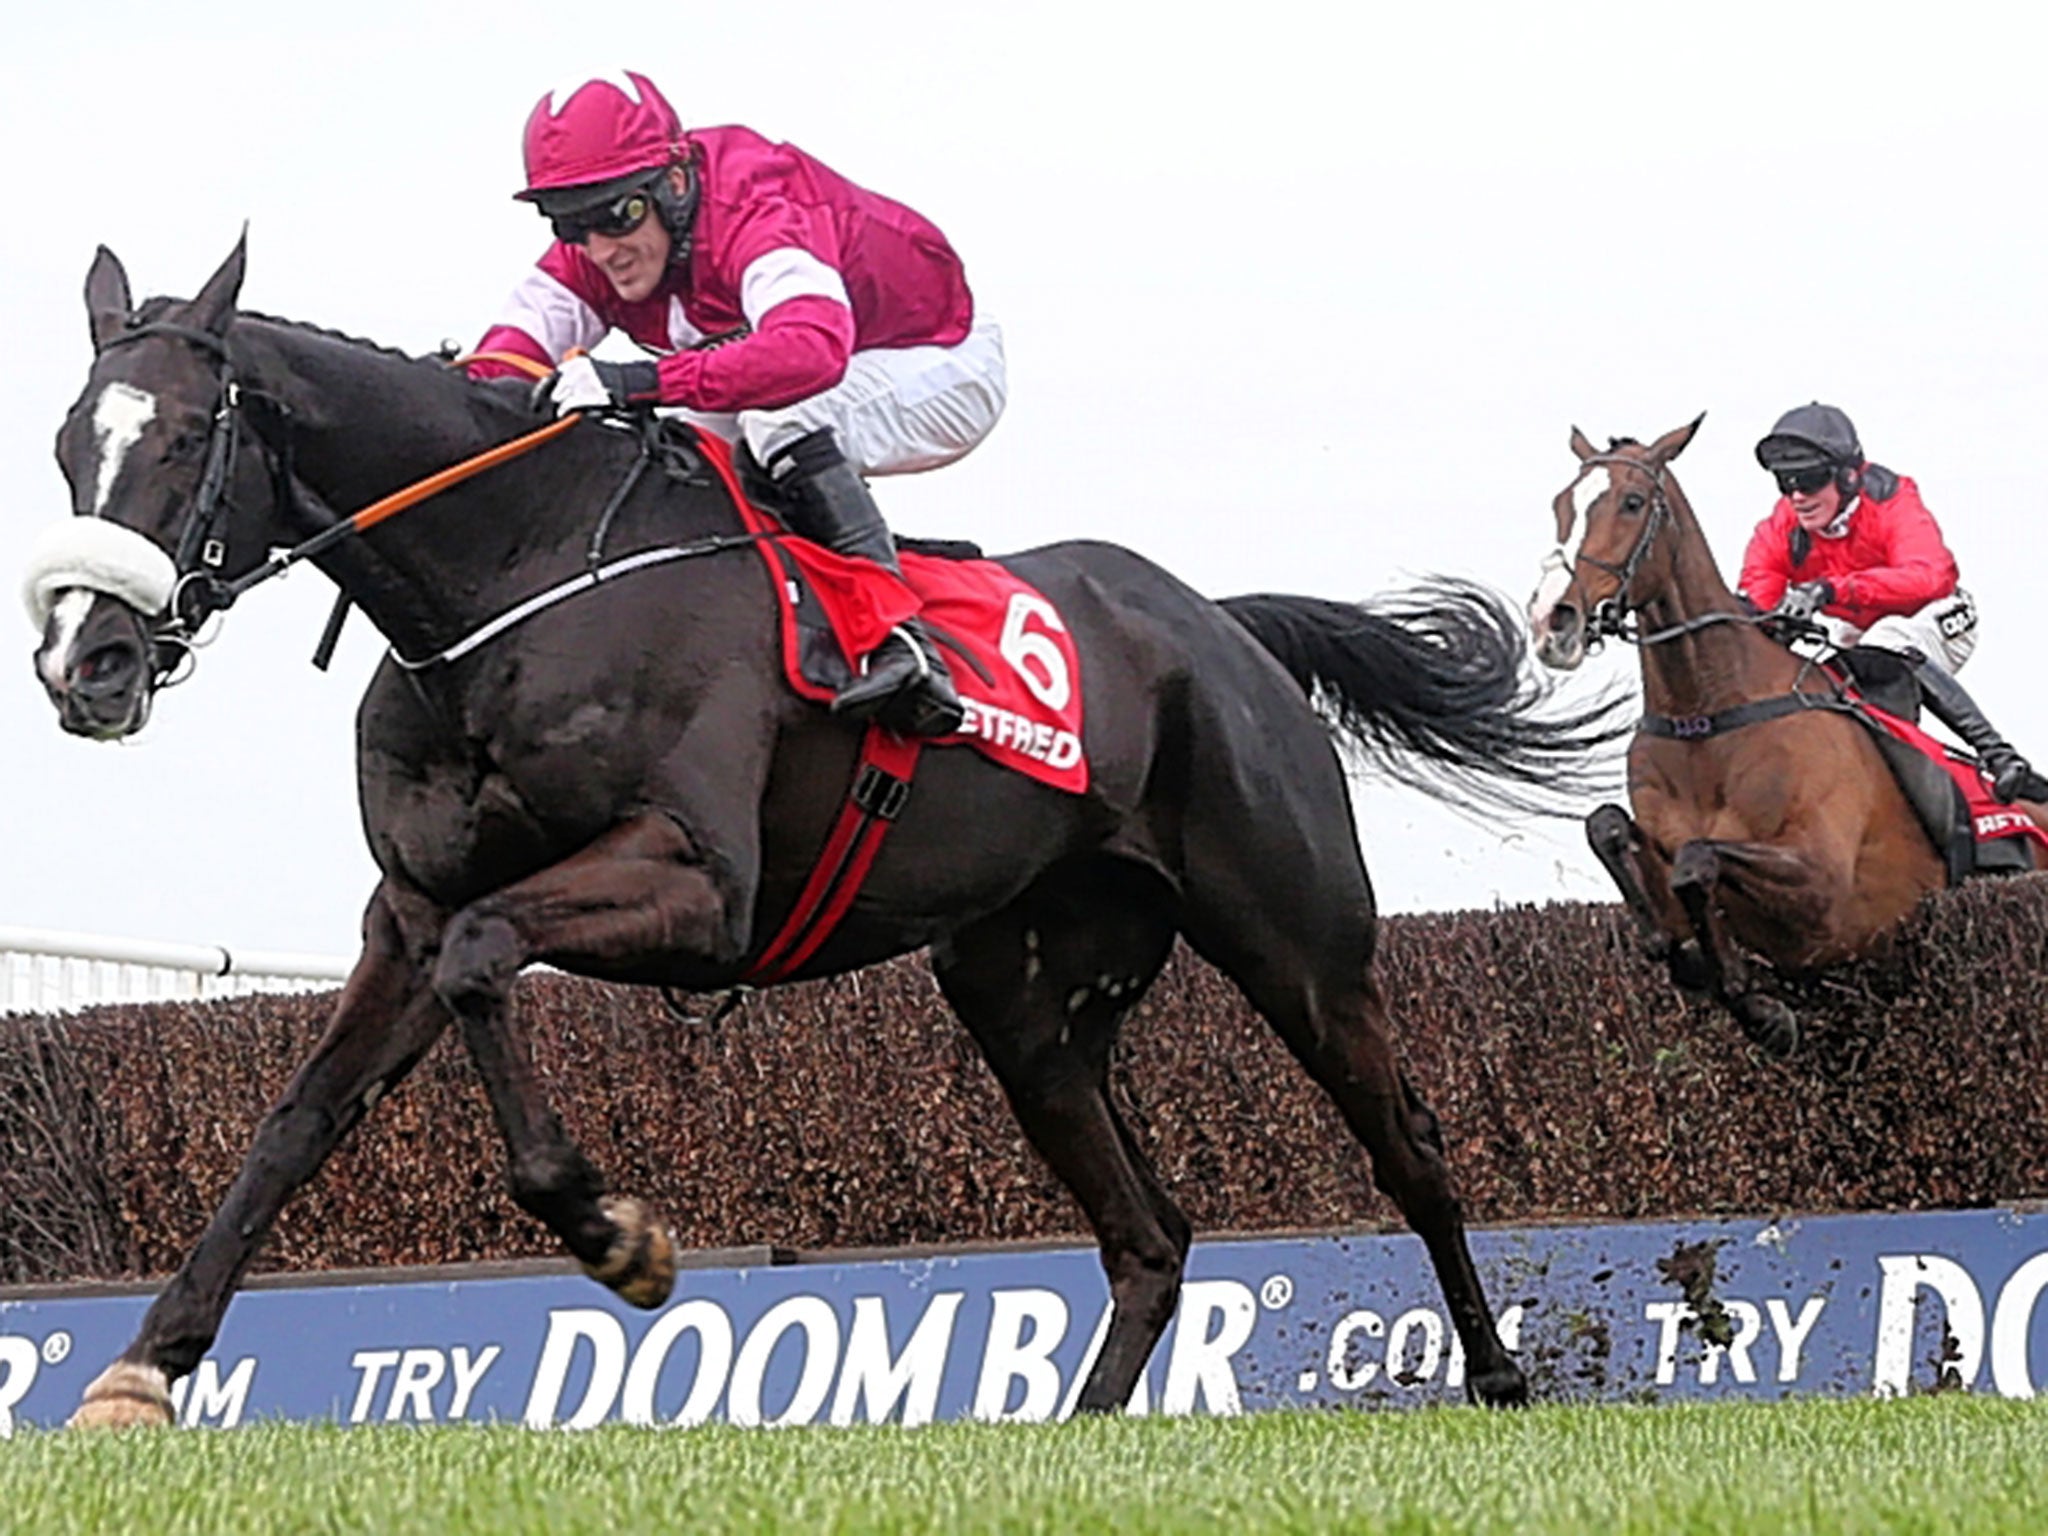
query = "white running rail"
xmin=0 ymin=925 xmax=351 ymax=1016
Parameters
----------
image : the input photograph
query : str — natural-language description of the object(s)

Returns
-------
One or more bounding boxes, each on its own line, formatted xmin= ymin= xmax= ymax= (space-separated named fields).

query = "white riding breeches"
xmin=1824 ymin=588 xmax=1979 ymax=675
xmin=664 ymin=319 xmax=1007 ymax=477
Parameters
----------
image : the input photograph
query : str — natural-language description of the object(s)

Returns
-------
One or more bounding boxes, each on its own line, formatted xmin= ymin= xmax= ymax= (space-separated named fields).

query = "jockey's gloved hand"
xmin=533 ymin=356 xmax=662 ymax=417
xmin=1772 ymin=579 xmax=1835 ymax=624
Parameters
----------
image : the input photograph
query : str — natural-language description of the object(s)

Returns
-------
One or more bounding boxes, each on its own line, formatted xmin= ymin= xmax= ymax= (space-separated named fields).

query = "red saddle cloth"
xmin=1856 ymin=698 xmax=2048 ymax=861
xmin=697 ymin=432 xmax=1088 ymax=794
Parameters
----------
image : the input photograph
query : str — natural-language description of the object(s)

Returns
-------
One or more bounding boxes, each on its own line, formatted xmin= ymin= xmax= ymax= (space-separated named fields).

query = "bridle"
xmin=63 ymin=323 xmax=770 ymax=688
xmin=91 ymin=319 xmax=284 ymax=685
xmin=1568 ymin=450 xmax=1769 ymax=649
xmin=1569 ymin=450 xmax=1672 ymax=645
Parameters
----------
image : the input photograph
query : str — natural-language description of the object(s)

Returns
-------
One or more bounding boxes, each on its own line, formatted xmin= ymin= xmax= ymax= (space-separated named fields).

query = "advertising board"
xmin=3 ymin=1209 xmax=2042 ymax=1434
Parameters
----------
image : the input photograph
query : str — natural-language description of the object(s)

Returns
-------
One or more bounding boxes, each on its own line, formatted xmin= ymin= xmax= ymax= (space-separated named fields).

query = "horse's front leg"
xmin=69 ymin=881 xmax=450 ymax=1428
xmin=1586 ymin=803 xmax=1710 ymax=992
xmin=1668 ymin=838 xmax=1831 ymax=1059
xmin=431 ymin=811 xmax=755 ymax=1311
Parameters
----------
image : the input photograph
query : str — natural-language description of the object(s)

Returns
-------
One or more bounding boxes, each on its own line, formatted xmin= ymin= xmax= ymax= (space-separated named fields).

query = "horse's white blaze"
xmin=37 ymin=589 xmax=95 ymax=690
xmin=90 ymin=381 xmax=157 ymax=515
xmin=1570 ymin=465 xmax=1611 ymax=524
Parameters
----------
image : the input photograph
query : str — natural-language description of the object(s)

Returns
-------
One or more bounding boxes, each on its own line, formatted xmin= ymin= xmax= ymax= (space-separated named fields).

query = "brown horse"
xmin=1526 ymin=416 xmax=2045 ymax=1056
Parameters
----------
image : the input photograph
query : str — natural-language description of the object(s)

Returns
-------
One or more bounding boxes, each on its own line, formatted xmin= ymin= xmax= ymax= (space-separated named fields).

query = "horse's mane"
xmin=235 ymin=308 xmax=432 ymax=368
xmin=135 ymin=297 xmax=543 ymax=429
xmin=1607 ymin=436 xmax=1642 ymax=451
xmin=136 ymin=293 xmax=506 ymax=384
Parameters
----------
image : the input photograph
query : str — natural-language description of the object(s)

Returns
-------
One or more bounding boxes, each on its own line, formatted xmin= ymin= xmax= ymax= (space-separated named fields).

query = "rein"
xmin=88 ymin=322 xmax=779 ymax=677
xmin=1569 ymin=450 xmax=1787 ymax=650
xmin=1565 ymin=448 xmax=1851 ymax=742
xmin=217 ymin=414 xmax=583 ymax=605
xmin=93 ymin=321 xmax=583 ymax=677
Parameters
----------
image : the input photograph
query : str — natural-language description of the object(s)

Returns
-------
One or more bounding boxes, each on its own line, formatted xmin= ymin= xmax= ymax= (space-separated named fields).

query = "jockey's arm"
xmin=1735 ymin=517 xmax=1792 ymax=613
xmin=462 ymin=256 xmax=611 ymax=380
xmin=655 ymin=290 xmax=854 ymax=413
xmin=654 ymin=234 xmax=858 ymax=413
xmin=1835 ymin=493 xmax=1959 ymax=617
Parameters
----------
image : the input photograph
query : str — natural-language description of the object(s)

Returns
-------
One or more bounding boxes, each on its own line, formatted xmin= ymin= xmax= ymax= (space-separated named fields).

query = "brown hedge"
xmin=4 ymin=878 xmax=2045 ymax=1286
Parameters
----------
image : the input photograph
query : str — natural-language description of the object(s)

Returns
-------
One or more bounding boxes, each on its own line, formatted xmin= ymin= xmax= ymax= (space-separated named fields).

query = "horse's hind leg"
xmin=429 ymin=812 xmax=750 ymax=1309
xmin=69 ymin=882 xmax=452 ymax=1428
xmin=1178 ymin=808 xmax=1526 ymax=1406
xmin=929 ymin=860 xmax=1182 ymax=1416
xmin=1210 ymin=950 xmax=1527 ymax=1407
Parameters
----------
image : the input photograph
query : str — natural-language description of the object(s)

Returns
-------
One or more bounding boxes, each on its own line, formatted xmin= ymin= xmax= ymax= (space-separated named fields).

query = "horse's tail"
xmin=1220 ymin=578 xmax=1630 ymax=818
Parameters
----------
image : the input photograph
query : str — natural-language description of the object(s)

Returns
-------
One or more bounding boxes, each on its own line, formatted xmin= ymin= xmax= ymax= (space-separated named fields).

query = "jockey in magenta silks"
xmin=1740 ymin=401 xmax=2048 ymax=804
xmin=466 ymin=69 xmax=1008 ymax=737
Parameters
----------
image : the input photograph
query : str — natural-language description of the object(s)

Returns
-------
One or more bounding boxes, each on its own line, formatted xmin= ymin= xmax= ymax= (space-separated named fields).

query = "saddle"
xmin=1830 ymin=648 xmax=2046 ymax=884
xmin=681 ymin=422 xmax=1090 ymax=794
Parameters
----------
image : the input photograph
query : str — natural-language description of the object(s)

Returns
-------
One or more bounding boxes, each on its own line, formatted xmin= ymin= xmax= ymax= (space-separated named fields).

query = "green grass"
xmin=2 ymin=1396 xmax=2044 ymax=1534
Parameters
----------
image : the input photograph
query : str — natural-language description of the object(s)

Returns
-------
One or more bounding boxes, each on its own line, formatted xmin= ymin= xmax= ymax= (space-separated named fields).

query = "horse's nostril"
xmin=74 ymin=641 xmax=139 ymax=696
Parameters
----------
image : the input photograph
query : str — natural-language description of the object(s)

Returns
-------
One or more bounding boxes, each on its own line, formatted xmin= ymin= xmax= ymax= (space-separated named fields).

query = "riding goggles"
xmin=550 ymin=185 xmax=656 ymax=246
xmin=1774 ymin=465 xmax=1835 ymax=496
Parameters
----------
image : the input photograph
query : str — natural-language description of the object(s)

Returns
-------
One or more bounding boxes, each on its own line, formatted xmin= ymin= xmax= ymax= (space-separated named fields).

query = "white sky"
xmin=3 ymin=1 xmax=2042 ymax=959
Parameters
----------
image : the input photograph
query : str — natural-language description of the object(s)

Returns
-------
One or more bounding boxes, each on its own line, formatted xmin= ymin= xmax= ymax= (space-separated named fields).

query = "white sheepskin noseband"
xmin=22 ymin=517 xmax=176 ymax=628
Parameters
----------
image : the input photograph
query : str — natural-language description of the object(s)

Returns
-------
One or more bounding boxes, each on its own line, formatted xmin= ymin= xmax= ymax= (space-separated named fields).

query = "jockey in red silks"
xmin=1739 ymin=401 xmax=2048 ymax=803
xmin=467 ymin=70 xmax=1007 ymax=737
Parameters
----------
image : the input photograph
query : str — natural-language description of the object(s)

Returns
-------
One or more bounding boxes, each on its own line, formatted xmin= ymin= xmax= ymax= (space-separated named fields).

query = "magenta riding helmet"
xmin=515 ymin=71 xmax=686 ymax=216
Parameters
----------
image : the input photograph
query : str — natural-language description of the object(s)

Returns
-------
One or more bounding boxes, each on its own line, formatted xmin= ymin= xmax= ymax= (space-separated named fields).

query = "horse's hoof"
xmin=1738 ymin=998 xmax=1799 ymax=1059
xmin=585 ymin=1196 xmax=675 ymax=1310
xmin=67 ymin=1361 xmax=174 ymax=1429
xmin=1667 ymin=941 xmax=1713 ymax=995
xmin=1465 ymin=1360 xmax=1530 ymax=1409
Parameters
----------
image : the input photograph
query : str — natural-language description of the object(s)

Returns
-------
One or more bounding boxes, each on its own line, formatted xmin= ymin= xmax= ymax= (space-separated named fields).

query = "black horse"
xmin=32 ymin=239 xmax=1617 ymax=1427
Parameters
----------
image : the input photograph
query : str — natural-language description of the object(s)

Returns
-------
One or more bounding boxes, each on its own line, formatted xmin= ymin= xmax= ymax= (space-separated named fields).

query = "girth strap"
xmin=1639 ymin=691 xmax=1855 ymax=741
xmin=741 ymin=724 xmax=923 ymax=985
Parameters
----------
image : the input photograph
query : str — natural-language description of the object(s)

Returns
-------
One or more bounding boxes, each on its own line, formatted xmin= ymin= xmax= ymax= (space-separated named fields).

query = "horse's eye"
xmin=1622 ymin=492 xmax=1646 ymax=513
xmin=165 ymin=431 xmax=205 ymax=463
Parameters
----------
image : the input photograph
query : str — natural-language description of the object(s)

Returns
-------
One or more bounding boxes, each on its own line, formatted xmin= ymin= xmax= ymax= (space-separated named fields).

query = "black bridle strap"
xmin=1640 ymin=690 xmax=1858 ymax=741
xmin=1572 ymin=452 xmax=1669 ymax=631
xmin=100 ymin=320 xmax=227 ymax=360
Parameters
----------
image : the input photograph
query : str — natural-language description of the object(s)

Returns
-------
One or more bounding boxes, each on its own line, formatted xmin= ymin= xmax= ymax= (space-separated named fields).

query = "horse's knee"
xmin=1670 ymin=840 xmax=1721 ymax=897
xmin=432 ymin=909 xmax=523 ymax=1015
xmin=1586 ymin=802 xmax=1635 ymax=858
xmin=1399 ymin=1070 xmax=1447 ymax=1157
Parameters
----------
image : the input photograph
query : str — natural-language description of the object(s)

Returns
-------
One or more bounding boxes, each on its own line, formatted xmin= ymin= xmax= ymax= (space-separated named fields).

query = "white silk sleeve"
xmin=737 ymin=248 xmax=852 ymax=329
xmin=493 ymin=269 xmax=609 ymax=361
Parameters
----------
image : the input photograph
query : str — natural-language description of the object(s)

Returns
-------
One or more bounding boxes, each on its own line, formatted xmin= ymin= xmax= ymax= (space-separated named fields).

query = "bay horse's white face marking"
xmin=1570 ymin=466 xmax=1612 ymax=525
xmin=1529 ymin=465 xmax=1615 ymax=670
xmin=89 ymin=381 xmax=157 ymax=516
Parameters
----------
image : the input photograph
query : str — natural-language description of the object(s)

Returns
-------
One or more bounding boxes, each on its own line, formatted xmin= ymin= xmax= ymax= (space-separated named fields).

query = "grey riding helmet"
xmin=1754 ymin=402 xmax=1862 ymax=471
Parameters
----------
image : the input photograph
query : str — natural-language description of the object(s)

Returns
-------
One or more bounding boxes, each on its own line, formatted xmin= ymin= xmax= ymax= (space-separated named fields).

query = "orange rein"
xmin=218 ymin=351 xmax=577 ymax=606
xmin=338 ymin=350 xmax=577 ymax=535
xmin=349 ymin=412 xmax=579 ymax=534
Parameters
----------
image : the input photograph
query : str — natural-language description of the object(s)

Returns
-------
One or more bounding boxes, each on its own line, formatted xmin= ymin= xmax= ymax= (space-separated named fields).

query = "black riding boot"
xmin=1915 ymin=659 xmax=2048 ymax=803
xmin=767 ymin=428 xmax=964 ymax=737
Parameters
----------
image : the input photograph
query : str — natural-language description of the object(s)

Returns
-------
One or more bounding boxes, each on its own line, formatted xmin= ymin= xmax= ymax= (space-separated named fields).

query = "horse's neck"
xmin=1636 ymin=495 xmax=1799 ymax=714
xmin=243 ymin=322 xmax=609 ymax=656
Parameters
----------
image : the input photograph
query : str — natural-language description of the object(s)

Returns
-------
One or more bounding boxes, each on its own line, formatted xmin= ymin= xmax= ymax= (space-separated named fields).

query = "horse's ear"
xmin=1650 ymin=412 xmax=1707 ymax=465
xmin=185 ymin=230 xmax=248 ymax=337
xmin=85 ymin=246 xmax=133 ymax=352
xmin=1569 ymin=426 xmax=1598 ymax=462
